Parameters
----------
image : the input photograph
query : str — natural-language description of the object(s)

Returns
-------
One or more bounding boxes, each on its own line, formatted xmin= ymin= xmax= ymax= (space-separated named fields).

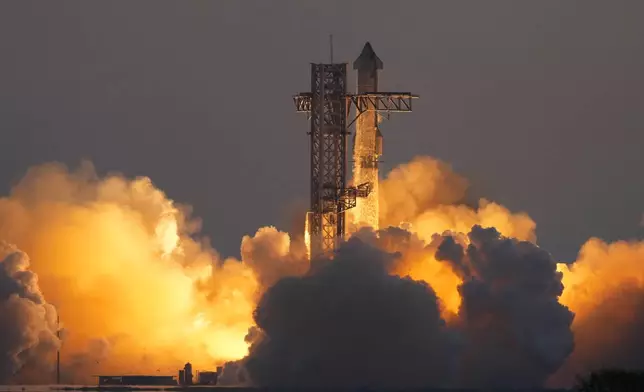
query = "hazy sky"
xmin=1 ymin=1 xmax=642 ymax=261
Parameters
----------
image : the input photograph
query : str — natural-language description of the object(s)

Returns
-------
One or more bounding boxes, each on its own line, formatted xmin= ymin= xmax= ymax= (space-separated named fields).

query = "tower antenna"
xmin=329 ymin=34 xmax=334 ymax=63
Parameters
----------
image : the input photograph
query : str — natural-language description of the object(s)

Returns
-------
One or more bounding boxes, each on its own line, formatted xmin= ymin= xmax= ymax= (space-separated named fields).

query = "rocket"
xmin=351 ymin=42 xmax=383 ymax=230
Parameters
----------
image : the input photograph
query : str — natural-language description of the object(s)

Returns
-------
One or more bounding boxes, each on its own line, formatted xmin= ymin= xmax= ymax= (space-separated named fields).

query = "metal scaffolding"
xmin=295 ymin=63 xmax=356 ymax=257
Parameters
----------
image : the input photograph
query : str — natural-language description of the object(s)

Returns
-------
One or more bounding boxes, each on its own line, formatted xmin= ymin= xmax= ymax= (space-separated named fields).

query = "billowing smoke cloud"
xmin=374 ymin=226 xmax=464 ymax=316
xmin=379 ymin=156 xmax=468 ymax=226
xmin=375 ymin=156 xmax=644 ymax=387
xmin=244 ymin=236 xmax=459 ymax=388
xmin=5 ymin=155 xmax=644 ymax=388
xmin=238 ymin=154 xmax=581 ymax=388
xmin=379 ymin=156 xmax=536 ymax=243
xmin=0 ymin=243 xmax=60 ymax=382
xmin=0 ymin=161 xmax=305 ymax=383
xmin=240 ymin=225 xmax=577 ymax=388
xmin=240 ymin=227 xmax=308 ymax=290
xmin=435 ymin=226 xmax=574 ymax=388
xmin=550 ymin=239 xmax=644 ymax=385
xmin=373 ymin=157 xmax=538 ymax=318
xmin=230 ymin=156 xmax=644 ymax=388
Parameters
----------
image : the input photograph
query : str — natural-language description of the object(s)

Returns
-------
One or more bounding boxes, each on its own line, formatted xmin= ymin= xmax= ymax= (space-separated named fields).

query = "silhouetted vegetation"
xmin=575 ymin=369 xmax=644 ymax=391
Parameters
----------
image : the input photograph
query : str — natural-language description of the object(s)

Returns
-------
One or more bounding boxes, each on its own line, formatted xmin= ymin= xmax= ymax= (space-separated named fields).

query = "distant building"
xmin=96 ymin=375 xmax=176 ymax=386
xmin=197 ymin=371 xmax=218 ymax=385
xmin=177 ymin=361 xmax=222 ymax=386
xmin=184 ymin=362 xmax=193 ymax=385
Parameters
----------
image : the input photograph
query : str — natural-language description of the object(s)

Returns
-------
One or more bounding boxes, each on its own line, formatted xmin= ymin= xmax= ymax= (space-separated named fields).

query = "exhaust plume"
xmin=435 ymin=226 xmax=574 ymax=388
xmin=240 ymin=227 xmax=308 ymax=290
xmin=551 ymin=238 xmax=644 ymax=385
xmin=0 ymin=161 xmax=304 ymax=383
xmin=374 ymin=156 xmax=537 ymax=316
xmin=244 ymin=236 xmax=459 ymax=388
xmin=242 ymin=225 xmax=575 ymax=388
xmin=236 ymin=155 xmax=644 ymax=387
xmin=5 ymin=154 xmax=644 ymax=387
xmin=240 ymin=155 xmax=576 ymax=388
xmin=379 ymin=156 xmax=536 ymax=243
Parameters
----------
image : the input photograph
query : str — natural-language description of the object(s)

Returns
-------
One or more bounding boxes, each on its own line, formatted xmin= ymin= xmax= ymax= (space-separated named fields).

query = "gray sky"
xmin=1 ymin=1 xmax=642 ymax=261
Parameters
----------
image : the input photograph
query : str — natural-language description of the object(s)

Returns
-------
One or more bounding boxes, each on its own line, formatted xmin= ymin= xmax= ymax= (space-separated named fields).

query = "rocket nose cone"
xmin=362 ymin=42 xmax=375 ymax=56
xmin=353 ymin=42 xmax=384 ymax=70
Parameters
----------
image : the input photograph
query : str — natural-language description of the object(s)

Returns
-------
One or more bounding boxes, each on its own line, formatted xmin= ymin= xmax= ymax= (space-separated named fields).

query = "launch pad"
xmin=294 ymin=42 xmax=417 ymax=258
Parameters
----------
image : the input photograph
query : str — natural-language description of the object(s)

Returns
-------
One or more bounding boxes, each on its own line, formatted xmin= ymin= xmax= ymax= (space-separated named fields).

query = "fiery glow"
xmin=378 ymin=157 xmax=535 ymax=241
xmin=373 ymin=157 xmax=536 ymax=315
xmin=304 ymin=212 xmax=311 ymax=260
xmin=192 ymin=313 xmax=211 ymax=329
xmin=0 ymin=162 xmax=278 ymax=382
xmin=383 ymin=238 xmax=464 ymax=314
xmin=544 ymin=238 xmax=644 ymax=385
xmin=6 ymin=154 xmax=642 ymax=387
xmin=156 ymin=211 xmax=180 ymax=258
xmin=559 ymin=237 xmax=644 ymax=326
xmin=343 ymin=157 xmax=539 ymax=316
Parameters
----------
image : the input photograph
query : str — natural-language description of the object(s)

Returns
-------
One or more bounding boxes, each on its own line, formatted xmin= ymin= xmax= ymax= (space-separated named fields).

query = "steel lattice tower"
xmin=308 ymin=63 xmax=347 ymax=256
xmin=295 ymin=63 xmax=366 ymax=258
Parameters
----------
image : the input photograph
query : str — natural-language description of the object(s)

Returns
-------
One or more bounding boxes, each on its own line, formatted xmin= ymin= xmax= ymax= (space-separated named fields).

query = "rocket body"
xmin=351 ymin=43 xmax=383 ymax=231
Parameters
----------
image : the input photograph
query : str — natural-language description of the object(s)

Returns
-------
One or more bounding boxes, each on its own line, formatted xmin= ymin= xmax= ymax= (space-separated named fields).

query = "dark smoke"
xmin=244 ymin=236 xmax=459 ymax=388
xmin=240 ymin=225 xmax=576 ymax=388
xmin=436 ymin=225 xmax=575 ymax=388
xmin=0 ymin=242 xmax=60 ymax=383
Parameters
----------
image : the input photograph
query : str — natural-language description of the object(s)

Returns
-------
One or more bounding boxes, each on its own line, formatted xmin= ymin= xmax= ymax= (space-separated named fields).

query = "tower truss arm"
xmin=348 ymin=92 xmax=418 ymax=113
xmin=296 ymin=92 xmax=419 ymax=127
xmin=294 ymin=93 xmax=313 ymax=113
xmin=295 ymin=93 xmax=418 ymax=115
xmin=346 ymin=93 xmax=418 ymax=128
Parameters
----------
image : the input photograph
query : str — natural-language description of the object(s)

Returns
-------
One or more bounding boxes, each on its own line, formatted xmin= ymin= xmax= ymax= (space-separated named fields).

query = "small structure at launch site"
xmin=96 ymin=375 xmax=177 ymax=386
xmin=294 ymin=41 xmax=417 ymax=258
xmin=177 ymin=362 xmax=221 ymax=386
xmin=181 ymin=362 xmax=193 ymax=385
xmin=196 ymin=370 xmax=218 ymax=385
xmin=94 ymin=361 xmax=220 ymax=387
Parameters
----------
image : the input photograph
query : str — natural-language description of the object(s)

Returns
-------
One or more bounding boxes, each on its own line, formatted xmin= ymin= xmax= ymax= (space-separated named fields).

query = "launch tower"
xmin=294 ymin=42 xmax=416 ymax=258
xmin=294 ymin=63 xmax=370 ymax=258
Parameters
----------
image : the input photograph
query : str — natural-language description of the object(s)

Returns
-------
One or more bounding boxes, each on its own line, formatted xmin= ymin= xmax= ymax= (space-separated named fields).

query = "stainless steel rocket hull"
xmin=351 ymin=43 xmax=383 ymax=231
